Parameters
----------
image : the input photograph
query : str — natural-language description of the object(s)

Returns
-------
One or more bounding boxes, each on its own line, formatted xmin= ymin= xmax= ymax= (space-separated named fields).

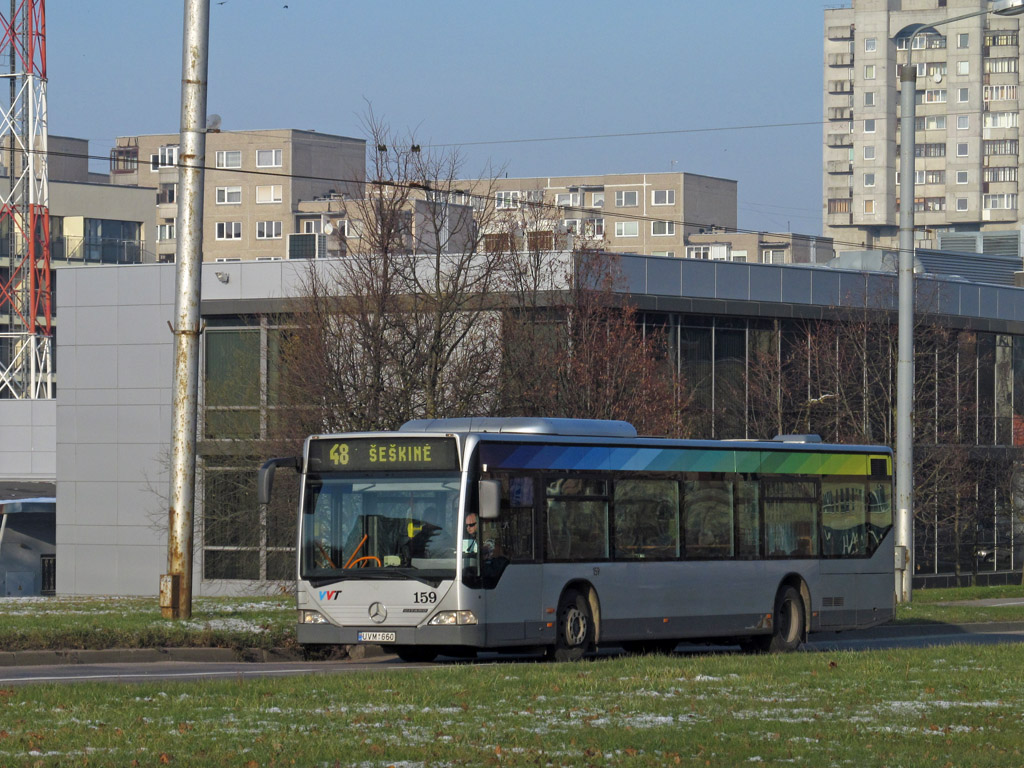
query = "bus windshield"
xmin=301 ymin=474 xmax=462 ymax=583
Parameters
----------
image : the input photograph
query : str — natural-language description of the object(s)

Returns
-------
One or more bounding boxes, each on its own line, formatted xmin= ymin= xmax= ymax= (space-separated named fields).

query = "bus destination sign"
xmin=308 ymin=437 xmax=459 ymax=472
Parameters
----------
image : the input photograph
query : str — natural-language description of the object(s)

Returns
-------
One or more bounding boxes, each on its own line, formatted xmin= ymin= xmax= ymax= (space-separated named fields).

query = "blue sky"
xmin=48 ymin=1 xmax=830 ymax=234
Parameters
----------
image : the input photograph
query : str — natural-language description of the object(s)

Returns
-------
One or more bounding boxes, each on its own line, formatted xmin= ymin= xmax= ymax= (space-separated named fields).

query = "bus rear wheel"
xmin=550 ymin=590 xmax=593 ymax=662
xmin=394 ymin=645 xmax=438 ymax=663
xmin=740 ymin=585 xmax=805 ymax=653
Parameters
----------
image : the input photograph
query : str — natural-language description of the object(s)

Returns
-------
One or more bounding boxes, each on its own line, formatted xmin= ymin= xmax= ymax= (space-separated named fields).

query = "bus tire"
xmin=394 ymin=645 xmax=438 ymax=663
xmin=766 ymin=585 xmax=805 ymax=653
xmin=550 ymin=589 xmax=593 ymax=662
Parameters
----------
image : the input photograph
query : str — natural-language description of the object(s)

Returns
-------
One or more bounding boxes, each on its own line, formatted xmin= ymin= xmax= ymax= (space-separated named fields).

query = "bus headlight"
xmin=299 ymin=610 xmax=328 ymax=624
xmin=428 ymin=610 xmax=478 ymax=626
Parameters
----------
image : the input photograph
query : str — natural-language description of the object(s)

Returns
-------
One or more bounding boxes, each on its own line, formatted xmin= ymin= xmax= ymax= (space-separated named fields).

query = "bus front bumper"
xmin=297 ymin=622 xmax=487 ymax=648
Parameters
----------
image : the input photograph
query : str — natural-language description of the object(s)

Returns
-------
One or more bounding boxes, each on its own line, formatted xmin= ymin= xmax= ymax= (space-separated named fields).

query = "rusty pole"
xmin=162 ymin=0 xmax=210 ymax=620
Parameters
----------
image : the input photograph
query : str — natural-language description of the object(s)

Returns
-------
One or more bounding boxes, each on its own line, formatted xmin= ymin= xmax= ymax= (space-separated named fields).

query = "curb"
xmin=0 ymin=644 xmax=388 ymax=668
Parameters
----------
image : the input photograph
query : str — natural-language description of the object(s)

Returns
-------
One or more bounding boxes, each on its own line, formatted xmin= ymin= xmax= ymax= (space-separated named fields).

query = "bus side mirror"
xmin=257 ymin=456 xmax=300 ymax=505
xmin=478 ymin=479 xmax=501 ymax=520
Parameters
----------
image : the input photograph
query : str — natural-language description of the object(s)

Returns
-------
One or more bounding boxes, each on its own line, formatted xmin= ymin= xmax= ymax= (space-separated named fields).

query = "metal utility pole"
xmin=161 ymin=0 xmax=210 ymax=620
xmin=0 ymin=0 xmax=52 ymax=400
xmin=893 ymin=0 xmax=1024 ymax=604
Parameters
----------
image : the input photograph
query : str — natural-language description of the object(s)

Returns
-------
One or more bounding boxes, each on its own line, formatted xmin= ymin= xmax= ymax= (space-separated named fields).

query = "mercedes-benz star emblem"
xmin=368 ymin=602 xmax=387 ymax=624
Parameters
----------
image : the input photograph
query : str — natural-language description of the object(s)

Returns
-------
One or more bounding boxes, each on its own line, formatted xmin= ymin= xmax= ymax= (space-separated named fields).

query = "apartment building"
xmin=109 ymin=129 xmax=365 ymax=262
xmin=684 ymin=230 xmax=835 ymax=264
xmin=457 ymin=172 xmax=737 ymax=257
xmin=824 ymin=0 xmax=1024 ymax=253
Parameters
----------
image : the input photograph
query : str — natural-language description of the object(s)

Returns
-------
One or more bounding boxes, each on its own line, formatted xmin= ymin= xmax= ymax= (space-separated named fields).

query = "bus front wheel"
xmin=550 ymin=590 xmax=593 ymax=662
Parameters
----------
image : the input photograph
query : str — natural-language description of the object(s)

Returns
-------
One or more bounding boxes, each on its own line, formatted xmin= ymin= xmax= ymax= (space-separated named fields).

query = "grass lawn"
xmin=2 ymin=644 xmax=1024 ymax=766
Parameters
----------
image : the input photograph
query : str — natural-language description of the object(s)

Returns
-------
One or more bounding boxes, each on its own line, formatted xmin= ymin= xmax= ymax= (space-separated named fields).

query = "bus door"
xmin=474 ymin=474 xmax=543 ymax=646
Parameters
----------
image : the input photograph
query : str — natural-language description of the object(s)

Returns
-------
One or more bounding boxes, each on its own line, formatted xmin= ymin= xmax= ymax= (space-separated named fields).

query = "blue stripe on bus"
xmin=480 ymin=443 xmax=877 ymax=476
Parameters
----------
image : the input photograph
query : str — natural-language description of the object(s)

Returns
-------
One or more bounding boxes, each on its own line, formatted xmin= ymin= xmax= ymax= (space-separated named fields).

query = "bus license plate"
xmin=357 ymin=631 xmax=396 ymax=643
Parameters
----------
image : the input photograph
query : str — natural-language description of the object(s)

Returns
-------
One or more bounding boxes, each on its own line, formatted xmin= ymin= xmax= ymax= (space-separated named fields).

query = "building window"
xmin=864 ymin=64 xmax=876 ymax=79
xmin=864 ymin=172 xmax=875 ymax=187
xmin=985 ymin=32 xmax=1018 ymax=47
xmin=652 ymin=189 xmax=675 ymax=205
xmin=256 ymin=184 xmax=283 ymax=204
xmin=762 ymin=249 xmax=787 ymax=264
xmin=256 ymin=221 xmax=282 ymax=239
xmin=215 ymin=150 xmax=242 ymax=169
xmin=562 ymin=218 xmax=581 ymax=234
xmin=957 ymin=33 xmax=969 ymax=48
xmin=957 ymin=115 xmax=969 ymax=130
xmin=983 ymin=193 xmax=1017 ymax=210
xmin=495 ymin=190 xmax=520 ymax=209
xmin=956 ymin=198 xmax=969 ymax=211
xmin=984 ymin=166 xmax=1017 ymax=183
xmin=652 ymin=220 xmax=675 ymax=236
xmin=157 ymin=183 xmax=177 ymax=205
xmin=591 ymin=191 xmax=605 ymax=207
xmin=216 ymin=221 xmax=242 ymax=240
xmin=151 ymin=145 xmax=178 ymax=171
xmin=914 ymin=197 xmax=946 ymax=212
xmin=157 ymin=222 xmax=176 ymax=242
xmin=650 ymin=250 xmax=676 ymax=258
xmin=864 ymin=200 xmax=875 ymax=214
xmin=957 ymin=60 xmax=970 ymax=75
xmin=302 ymin=219 xmax=322 ymax=234
xmin=584 ymin=217 xmax=605 ymax=237
xmin=915 ymin=115 xmax=946 ymax=131
xmin=915 ymin=143 xmax=946 ymax=158
xmin=864 ymin=119 xmax=876 ymax=133
xmin=864 ymin=37 xmax=876 ymax=52
xmin=984 ymin=84 xmax=1018 ymax=102
xmin=957 ymin=143 xmax=969 ymax=157
xmin=615 ymin=190 xmax=638 ymax=207
xmin=983 ymin=139 xmax=1018 ymax=155
xmin=614 ymin=221 xmax=639 ymax=237
xmin=863 ymin=145 xmax=875 ymax=160
xmin=215 ymin=186 xmax=241 ymax=205
xmin=956 ymin=171 xmax=968 ymax=184
xmin=923 ymin=89 xmax=947 ymax=103
xmin=686 ymin=245 xmax=710 ymax=259
xmin=555 ymin=192 xmax=580 ymax=207
xmin=984 ymin=111 xmax=1019 ymax=128
xmin=957 ymin=88 xmax=969 ymax=103
xmin=256 ymin=148 xmax=283 ymax=167
xmin=864 ymin=91 xmax=875 ymax=107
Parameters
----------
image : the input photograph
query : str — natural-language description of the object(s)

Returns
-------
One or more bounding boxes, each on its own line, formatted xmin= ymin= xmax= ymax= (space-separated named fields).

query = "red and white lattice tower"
xmin=0 ymin=0 xmax=50 ymax=399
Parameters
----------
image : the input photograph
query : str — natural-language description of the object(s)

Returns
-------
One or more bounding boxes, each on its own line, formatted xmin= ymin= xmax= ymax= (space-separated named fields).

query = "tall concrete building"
xmin=109 ymin=129 xmax=365 ymax=262
xmin=824 ymin=0 xmax=1024 ymax=253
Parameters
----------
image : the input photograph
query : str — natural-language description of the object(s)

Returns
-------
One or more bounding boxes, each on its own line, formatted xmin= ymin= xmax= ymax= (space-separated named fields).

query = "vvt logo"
xmin=318 ymin=590 xmax=342 ymax=601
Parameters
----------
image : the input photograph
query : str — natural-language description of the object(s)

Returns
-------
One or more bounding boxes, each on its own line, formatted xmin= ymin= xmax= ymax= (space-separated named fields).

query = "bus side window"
xmin=763 ymin=480 xmax=819 ymax=558
xmin=546 ymin=476 xmax=609 ymax=561
xmin=613 ymin=479 xmax=679 ymax=559
xmin=683 ymin=477 xmax=734 ymax=559
xmin=822 ymin=480 xmax=868 ymax=556
xmin=483 ymin=475 xmax=535 ymax=562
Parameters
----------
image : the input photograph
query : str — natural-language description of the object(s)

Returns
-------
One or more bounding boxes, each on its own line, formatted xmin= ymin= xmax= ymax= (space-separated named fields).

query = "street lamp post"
xmin=895 ymin=0 xmax=1024 ymax=604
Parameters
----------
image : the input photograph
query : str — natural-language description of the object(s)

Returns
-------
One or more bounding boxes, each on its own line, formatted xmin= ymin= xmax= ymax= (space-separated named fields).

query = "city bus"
xmin=258 ymin=417 xmax=894 ymax=662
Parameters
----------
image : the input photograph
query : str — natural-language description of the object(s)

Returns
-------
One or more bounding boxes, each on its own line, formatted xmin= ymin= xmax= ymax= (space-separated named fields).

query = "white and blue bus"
xmin=258 ymin=418 xmax=894 ymax=661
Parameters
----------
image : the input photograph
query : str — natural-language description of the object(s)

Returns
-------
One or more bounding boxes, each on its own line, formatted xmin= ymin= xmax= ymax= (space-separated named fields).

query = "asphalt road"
xmin=2 ymin=621 xmax=1024 ymax=686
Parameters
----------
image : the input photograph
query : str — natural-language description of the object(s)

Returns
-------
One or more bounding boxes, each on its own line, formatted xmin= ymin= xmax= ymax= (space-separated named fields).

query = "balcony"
xmin=50 ymin=236 xmax=156 ymax=265
xmin=828 ymin=24 xmax=854 ymax=41
xmin=828 ymin=106 xmax=853 ymax=121
xmin=827 ymin=133 xmax=853 ymax=148
xmin=828 ymin=80 xmax=853 ymax=94
xmin=827 ymin=52 xmax=853 ymax=67
xmin=827 ymin=160 xmax=853 ymax=174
